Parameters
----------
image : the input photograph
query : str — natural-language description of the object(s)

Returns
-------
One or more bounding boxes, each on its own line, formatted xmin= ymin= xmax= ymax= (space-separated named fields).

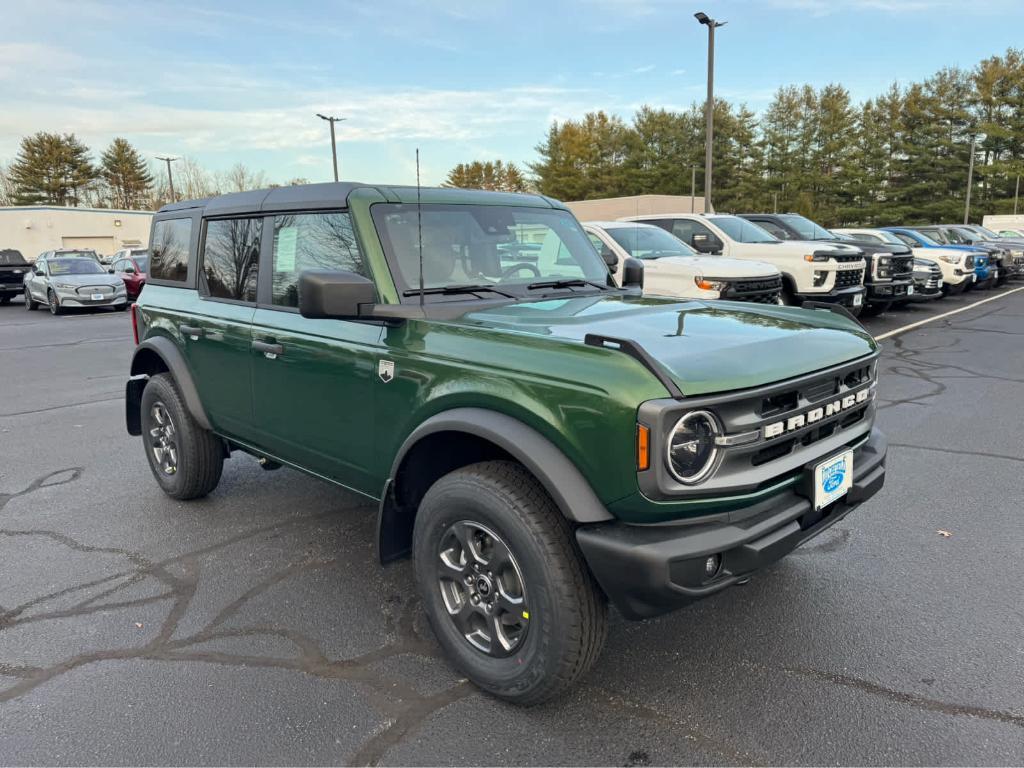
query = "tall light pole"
xmin=690 ymin=165 xmax=697 ymax=212
xmin=156 ymin=156 xmax=178 ymax=201
xmin=695 ymin=11 xmax=726 ymax=214
xmin=316 ymin=113 xmax=346 ymax=182
xmin=964 ymin=134 xmax=976 ymax=225
xmin=1014 ymin=174 xmax=1020 ymax=216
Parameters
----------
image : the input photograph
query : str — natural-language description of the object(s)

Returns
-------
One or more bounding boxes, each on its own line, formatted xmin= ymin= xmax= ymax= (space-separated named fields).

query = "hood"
xmin=50 ymin=273 xmax=122 ymax=287
xmin=753 ymin=239 xmax=862 ymax=258
xmin=457 ymin=294 xmax=875 ymax=396
xmin=655 ymin=256 xmax=779 ymax=279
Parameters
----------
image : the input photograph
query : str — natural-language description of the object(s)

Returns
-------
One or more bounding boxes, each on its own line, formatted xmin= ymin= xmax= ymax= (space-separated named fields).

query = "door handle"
xmin=252 ymin=339 xmax=284 ymax=359
xmin=179 ymin=324 xmax=205 ymax=339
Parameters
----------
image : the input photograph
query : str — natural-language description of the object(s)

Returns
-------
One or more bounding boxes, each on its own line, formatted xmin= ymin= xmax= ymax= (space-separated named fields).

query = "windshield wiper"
xmin=526 ymin=278 xmax=608 ymax=291
xmin=403 ymin=283 xmax=515 ymax=299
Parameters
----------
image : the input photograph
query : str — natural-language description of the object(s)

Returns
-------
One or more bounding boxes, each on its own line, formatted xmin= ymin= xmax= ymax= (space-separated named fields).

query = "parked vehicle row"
xmin=4 ymin=245 xmax=151 ymax=315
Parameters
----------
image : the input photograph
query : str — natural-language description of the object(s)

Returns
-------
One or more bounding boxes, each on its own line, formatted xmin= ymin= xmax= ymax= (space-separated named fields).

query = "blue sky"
xmin=2 ymin=0 xmax=1022 ymax=186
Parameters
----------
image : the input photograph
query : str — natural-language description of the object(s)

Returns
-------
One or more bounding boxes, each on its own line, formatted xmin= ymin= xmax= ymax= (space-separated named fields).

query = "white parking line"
xmin=874 ymin=286 xmax=1024 ymax=341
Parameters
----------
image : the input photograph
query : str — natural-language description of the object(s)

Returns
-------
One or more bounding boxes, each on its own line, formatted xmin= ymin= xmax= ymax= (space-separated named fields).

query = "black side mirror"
xmin=108 ymin=267 xmax=115 ymax=273
xmin=299 ymin=269 xmax=377 ymax=319
xmin=124 ymin=266 xmax=136 ymax=274
xmin=691 ymin=234 xmax=722 ymax=254
xmin=622 ymin=257 xmax=644 ymax=289
xmin=600 ymin=245 xmax=618 ymax=274
xmin=35 ymin=269 xmax=45 ymax=277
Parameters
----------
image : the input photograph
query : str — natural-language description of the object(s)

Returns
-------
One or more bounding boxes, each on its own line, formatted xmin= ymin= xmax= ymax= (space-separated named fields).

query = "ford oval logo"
xmin=822 ymin=463 xmax=845 ymax=493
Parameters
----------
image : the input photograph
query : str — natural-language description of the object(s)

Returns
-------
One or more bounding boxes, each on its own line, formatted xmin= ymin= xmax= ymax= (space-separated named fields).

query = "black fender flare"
xmin=129 ymin=336 xmax=211 ymax=431
xmin=389 ymin=407 xmax=614 ymax=525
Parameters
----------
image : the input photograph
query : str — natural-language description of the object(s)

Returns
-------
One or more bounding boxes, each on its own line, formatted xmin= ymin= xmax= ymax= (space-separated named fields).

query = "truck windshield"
xmin=372 ymin=204 xmax=610 ymax=296
xmin=606 ymin=226 xmax=696 ymax=259
xmin=0 ymin=250 xmax=27 ymax=266
xmin=706 ymin=216 xmax=778 ymax=243
xmin=777 ymin=214 xmax=836 ymax=241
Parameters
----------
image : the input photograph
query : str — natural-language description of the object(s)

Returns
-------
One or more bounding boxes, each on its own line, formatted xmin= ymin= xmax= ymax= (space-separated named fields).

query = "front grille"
xmin=835 ymin=268 xmax=864 ymax=288
xmin=892 ymin=255 xmax=913 ymax=279
xmin=833 ymin=252 xmax=862 ymax=263
xmin=76 ymin=285 xmax=114 ymax=297
xmin=726 ymin=276 xmax=783 ymax=305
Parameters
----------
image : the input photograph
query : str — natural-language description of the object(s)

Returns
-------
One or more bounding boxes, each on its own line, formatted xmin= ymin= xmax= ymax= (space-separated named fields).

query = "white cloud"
xmin=633 ymin=65 xmax=656 ymax=74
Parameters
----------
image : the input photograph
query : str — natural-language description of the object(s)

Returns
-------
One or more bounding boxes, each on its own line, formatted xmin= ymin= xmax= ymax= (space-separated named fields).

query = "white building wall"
xmin=565 ymin=194 xmax=706 ymax=222
xmin=0 ymin=206 xmax=153 ymax=260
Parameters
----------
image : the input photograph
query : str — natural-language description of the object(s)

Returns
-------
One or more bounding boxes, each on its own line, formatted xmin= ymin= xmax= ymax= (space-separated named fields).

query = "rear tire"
xmin=140 ymin=373 xmax=223 ymax=500
xmin=24 ymin=288 xmax=37 ymax=311
xmin=413 ymin=460 xmax=607 ymax=705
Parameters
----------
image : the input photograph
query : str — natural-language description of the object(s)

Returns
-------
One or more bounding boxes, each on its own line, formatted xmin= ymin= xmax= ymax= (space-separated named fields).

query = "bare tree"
xmin=219 ymin=162 xmax=268 ymax=193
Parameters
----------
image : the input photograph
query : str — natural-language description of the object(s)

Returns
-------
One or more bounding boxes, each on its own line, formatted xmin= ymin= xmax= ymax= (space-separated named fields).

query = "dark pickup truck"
xmin=0 ymin=249 xmax=31 ymax=305
xmin=738 ymin=214 xmax=915 ymax=313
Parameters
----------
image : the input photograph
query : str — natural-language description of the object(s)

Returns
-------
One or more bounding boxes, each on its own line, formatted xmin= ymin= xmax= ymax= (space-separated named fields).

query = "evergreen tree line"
xmin=529 ymin=48 xmax=1024 ymax=226
xmin=0 ymin=134 xmax=309 ymax=210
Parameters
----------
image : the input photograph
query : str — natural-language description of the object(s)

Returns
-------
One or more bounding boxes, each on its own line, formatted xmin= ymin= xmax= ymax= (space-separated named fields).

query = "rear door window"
xmin=201 ymin=218 xmax=262 ymax=302
xmin=270 ymin=212 xmax=366 ymax=308
xmin=150 ymin=218 xmax=193 ymax=282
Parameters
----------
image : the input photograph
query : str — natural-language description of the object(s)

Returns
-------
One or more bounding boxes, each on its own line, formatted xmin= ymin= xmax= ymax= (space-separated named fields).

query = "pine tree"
xmin=100 ymin=138 xmax=153 ymax=209
xmin=443 ymin=160 xmax=530 ymax=192
xmin=9 ymin=132 xmax=96 ymax=206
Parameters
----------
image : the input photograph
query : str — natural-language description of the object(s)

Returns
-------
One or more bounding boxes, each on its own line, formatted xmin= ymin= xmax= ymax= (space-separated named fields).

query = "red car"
xmin=108 ymin=248 xmax=149 ymax=301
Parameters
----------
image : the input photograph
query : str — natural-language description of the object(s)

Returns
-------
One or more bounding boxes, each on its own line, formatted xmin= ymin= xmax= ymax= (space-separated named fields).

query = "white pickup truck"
xmin=833 ymin=228 xmax=975 ymax=295
xmin=581 ymin=221 xmax=783 ymax=304
xmin=623 ymin=213 xmax=867 ymax=314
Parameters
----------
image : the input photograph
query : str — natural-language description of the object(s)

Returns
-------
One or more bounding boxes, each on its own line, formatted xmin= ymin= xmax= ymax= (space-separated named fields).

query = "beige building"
xmin=565 ymin=194 xmax=706 ymax=222
xmin=0 ymin=206 xmax=154 ymax=260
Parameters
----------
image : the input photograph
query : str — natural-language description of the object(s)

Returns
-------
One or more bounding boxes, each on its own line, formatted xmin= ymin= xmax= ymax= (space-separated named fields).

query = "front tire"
xmin=24 ymin=287 xmax=37 ymax=311
xmin=140 ymin=373 xmax=224 ymax=500
xmin=413 ymin=460 xmax=607 ymax=705
xmin=47 ymin=289 xmax=63 ymax=315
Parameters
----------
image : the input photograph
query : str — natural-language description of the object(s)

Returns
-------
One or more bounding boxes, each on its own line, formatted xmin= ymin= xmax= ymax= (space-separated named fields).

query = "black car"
xmin=904 ymin=257 xmax=944 ymax=303
xmin=738 ymin=213 xmax=915 ymax=312
xmin=0 ymin=249 xmax=31 ymax=305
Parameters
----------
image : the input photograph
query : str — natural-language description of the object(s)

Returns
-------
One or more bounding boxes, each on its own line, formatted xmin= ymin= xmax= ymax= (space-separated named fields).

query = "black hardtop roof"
xmin=157 ymin=181 xmax=559 ymax=217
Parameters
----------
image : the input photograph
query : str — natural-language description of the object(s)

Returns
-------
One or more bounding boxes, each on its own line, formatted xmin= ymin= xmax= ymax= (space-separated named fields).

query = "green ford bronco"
xmin=126 ymin=182 xmax=887 ymax=704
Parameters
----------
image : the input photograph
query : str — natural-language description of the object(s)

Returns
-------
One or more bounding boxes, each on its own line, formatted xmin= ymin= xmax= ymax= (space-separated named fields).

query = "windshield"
xmin=707 ymin=216 xmax=778 ymax=243
xmin=777 ymin=214 xmax=836 ymax=241
xmin=48 ymin=258 xmax=105 ymax=276
xmin=898 ymin=229 xmax=940 ymax=246
xmin=606 ymin=226 xmax=696 ymax=259
xmin=132 ymin=256 xmax=150 ymax=272
xmin=971 ymin=225 xmax=1001 ymax=238
xmin=948 ymin=227 xmax=979 ymax=243
xmin=56 ymin=250 xmax=98 ymax=260
xmin=0 ymin=250 xmax=27 ymax=266
xmin=372 ymin=203 xmax=610 ymax=296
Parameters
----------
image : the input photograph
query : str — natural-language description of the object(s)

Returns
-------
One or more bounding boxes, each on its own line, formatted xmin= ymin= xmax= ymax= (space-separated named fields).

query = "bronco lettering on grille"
xmin=763 ymin=388 xmax=871 ymax=439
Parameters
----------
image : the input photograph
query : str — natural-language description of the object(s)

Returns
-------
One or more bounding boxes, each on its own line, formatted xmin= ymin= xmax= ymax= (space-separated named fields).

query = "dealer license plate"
xmin=907 ymin=285 xmax=914 ymax=295
xmin=813 ymin=450 xmax=853 ymax=511
xmin=852 ymin=294 xmax=863 ymax=307
xmin=972 ymin=274 xmax=978 ymax=283
xmin=90 ymin=293 xmax=104 ymax=301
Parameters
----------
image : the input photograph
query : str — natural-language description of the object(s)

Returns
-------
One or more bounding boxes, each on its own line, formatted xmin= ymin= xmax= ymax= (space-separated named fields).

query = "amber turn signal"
xmin=636 ymin=424 xmax=650 ymax=471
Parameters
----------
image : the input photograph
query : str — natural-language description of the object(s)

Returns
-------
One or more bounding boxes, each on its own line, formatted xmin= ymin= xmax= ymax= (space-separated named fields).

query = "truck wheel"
xmin=0 ymin=295 xmax=10 ymax=305
xmin=413 ymin=460 xmax=607 ymax=705
xmin=140 ymin=373 xmax=224 ymax=500
xmin=24 ymin=288 xmax=37 ymax=311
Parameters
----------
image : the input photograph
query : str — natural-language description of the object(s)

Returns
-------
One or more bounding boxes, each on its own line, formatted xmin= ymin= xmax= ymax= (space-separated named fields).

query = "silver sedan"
xmin=24 ymin=256 xmax=128 ymax=315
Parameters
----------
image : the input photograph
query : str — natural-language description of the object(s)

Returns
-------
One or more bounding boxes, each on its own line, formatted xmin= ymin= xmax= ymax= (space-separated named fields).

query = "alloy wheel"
xmin=148 ymin=402 xmax=179 ymax=475
xmin=436 ymin=520 xmax=528 ymax=657
xmin=48 ymin=291 xmax=58 ymax=315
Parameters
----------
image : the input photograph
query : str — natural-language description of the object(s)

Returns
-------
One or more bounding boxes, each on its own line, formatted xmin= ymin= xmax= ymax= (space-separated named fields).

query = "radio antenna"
xmin=416 ymin=148 xmax=425 ymax=308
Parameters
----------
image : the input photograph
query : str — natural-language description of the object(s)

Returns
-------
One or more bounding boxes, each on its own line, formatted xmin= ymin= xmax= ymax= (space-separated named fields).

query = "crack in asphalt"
xmin=0 ymin=394 xmax=123 ymax=418
xmin=771 ymin=664 xmax=1024 ymax=728
xmin=0 ymin=336 xmax=128 ymax=352
xmin=0 ymin=468 xmax=475 ymax=766
xmin=888 ymin=442 xmax=1024 ymax=465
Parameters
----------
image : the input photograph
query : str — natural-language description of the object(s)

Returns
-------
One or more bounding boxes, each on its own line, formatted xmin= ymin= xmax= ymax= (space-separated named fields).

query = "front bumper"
xmin=576 ymin=427 xmax=887 ymax=620
xmin=794 ymin=284 xmax=865 ymax=309
xmin=55 ymin=293 xmax=127 ymax=308
xmin=866 ymin=278 xmax=913 ymax=303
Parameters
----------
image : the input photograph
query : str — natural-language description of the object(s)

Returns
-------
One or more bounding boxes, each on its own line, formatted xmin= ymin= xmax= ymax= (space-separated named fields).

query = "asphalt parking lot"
xmin=2 ymin=288 xmax=1023 ymax=766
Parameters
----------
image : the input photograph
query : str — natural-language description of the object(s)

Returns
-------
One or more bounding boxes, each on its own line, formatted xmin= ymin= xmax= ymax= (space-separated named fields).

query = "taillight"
xmin=131 ymin=303 xmax=140 ymax=345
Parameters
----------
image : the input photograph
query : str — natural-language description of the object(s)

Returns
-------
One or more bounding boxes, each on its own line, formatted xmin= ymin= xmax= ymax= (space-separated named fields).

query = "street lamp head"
xmin=316 ymin=113 xmax=328 ymax=121
xmin=694 ymin=11 xmax=710 ymax=23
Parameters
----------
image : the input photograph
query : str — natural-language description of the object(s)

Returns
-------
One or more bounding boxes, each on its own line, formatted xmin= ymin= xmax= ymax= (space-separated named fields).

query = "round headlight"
xmin=666 ymin=410 xmax=720 ymax=485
